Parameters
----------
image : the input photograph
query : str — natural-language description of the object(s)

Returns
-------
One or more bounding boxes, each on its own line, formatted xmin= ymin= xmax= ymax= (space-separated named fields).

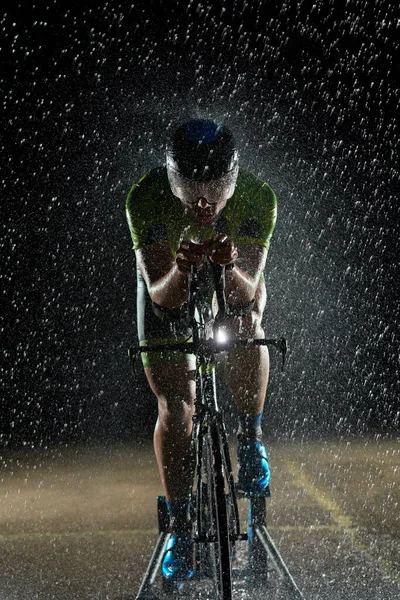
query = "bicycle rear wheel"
xmin=203 ymin=422 xmax=233 ymax=600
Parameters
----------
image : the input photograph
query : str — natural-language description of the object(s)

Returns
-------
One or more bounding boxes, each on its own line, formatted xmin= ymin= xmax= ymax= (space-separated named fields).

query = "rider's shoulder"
xmin=126 ymin=167 xmax=173 ymax=218
xmin=231 ymin=169 xmax=277 ymax=216
xmin=127 ymin=167 xmax=169 ymax=201
xmin=237 ymin=169 xmax=275 ymax=195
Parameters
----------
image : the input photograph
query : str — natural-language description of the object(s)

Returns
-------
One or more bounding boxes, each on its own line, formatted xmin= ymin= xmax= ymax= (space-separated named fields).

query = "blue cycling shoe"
xmin=237 ymin=440 xmax=270 ymax=495
xmin=162 ymin=532 xmax=194 ymax=581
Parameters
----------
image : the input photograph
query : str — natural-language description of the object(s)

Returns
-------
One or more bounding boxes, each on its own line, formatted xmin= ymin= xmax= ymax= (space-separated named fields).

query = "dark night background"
xmin=1 ymin=0 xmax=399 ymax=449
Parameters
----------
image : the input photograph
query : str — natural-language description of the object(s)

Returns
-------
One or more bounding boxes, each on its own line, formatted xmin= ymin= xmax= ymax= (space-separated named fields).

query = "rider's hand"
xmin=176 ymin=241 xmax=207 ymax=273
xmin=207 ymin=234 xmax=238 ymax=266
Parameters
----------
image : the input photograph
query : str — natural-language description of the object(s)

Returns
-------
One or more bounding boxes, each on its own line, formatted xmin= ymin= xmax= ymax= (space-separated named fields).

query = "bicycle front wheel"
xmin=204 ymin=422 xmax=233 ymax=600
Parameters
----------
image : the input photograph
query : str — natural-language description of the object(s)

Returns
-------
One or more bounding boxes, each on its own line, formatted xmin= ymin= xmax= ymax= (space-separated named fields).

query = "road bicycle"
xmin=130 ymin=263 xmax=305 ymax=599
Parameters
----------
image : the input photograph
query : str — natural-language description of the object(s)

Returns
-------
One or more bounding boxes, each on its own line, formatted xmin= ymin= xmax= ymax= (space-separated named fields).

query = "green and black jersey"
xmin=126 ymin=167 xmax=277 ymax=255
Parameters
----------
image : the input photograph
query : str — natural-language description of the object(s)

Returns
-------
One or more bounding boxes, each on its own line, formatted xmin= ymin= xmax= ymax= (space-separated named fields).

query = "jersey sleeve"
xmin=125 ymin=172 xmax=169 ymax=250
xmin=233 ymin=181 xmax=277 ymax=250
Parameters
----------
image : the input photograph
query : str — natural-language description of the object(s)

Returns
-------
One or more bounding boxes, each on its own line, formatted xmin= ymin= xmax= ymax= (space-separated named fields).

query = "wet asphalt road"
xmin=1 ymin=437 xmax=399 ymax=600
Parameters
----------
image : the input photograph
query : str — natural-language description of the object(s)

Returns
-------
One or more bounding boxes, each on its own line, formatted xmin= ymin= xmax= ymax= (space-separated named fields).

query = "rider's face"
xmin=168 ymin=168 xmax=238 ymax=225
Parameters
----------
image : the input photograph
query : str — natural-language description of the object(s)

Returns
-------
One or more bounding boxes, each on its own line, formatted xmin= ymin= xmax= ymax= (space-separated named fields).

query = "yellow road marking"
xmin=284 ymin=459 xmax=400 ymax=587
xmin=284 ymin=460 xmax=353 ymax=528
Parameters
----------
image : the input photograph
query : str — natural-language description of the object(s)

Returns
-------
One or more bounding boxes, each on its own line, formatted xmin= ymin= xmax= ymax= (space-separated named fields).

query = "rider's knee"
xmin=157 ymin=394 xmax=195 ymax=426
xmin=145 ymin=361 xmax=196 ymax=425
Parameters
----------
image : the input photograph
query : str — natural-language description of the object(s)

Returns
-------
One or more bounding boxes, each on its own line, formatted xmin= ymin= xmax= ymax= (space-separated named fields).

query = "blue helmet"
xmin=166 ymin=119 xmax=239 ymax=182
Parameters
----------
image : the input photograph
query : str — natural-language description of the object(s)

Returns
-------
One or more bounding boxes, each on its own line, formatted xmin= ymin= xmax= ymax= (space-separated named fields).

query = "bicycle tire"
xmin=205 ymin=422 xmax=233 ymax=600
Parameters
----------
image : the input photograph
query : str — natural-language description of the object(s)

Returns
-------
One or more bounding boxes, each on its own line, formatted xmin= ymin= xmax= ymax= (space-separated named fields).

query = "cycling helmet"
xmin=166 ymin=119 xmax=239 ymax=183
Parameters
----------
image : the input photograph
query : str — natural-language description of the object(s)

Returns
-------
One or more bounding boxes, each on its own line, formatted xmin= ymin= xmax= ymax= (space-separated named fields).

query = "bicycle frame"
xmin=187 ymin=268 xmax=240 ymax=598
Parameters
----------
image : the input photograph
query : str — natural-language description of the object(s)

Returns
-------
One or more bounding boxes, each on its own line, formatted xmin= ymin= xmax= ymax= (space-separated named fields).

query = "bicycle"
xmin=130 ymin=262 xmax=305 ymax=599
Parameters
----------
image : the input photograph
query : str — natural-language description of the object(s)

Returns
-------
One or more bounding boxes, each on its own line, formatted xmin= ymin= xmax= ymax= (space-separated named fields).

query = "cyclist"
xmin=126 ymin=119 xmax=277 ymax=581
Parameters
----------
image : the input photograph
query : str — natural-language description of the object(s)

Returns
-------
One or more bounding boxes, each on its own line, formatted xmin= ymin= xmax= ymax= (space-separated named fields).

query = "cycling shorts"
xmin=136 ymin=268 xmax=195 ymax=368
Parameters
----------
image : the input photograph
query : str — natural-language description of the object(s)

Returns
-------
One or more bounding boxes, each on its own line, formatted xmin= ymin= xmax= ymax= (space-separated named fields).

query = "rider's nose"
xmin=197 ymin=197 xmax=209 ymax=208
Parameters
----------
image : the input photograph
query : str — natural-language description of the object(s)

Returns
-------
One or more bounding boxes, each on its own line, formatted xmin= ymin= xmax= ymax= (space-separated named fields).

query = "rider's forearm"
xmin=225 ymin=265 xmax=259 ymax=306
xmin=148 ymin=263 xmax=190 ymax=308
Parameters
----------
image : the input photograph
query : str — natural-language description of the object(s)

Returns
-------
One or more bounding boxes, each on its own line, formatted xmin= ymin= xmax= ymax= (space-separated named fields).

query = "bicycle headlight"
xmin=216 ymin=328 xmax=228 ymax=344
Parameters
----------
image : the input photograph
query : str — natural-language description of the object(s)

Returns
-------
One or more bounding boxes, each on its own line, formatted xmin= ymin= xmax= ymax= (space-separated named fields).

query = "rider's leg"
xmin=223 ymin=281 xmax=271 ymax=494
xmin=223 ymin=279 xmax=269 ymax=416
xmin=144 ymin=359 xmax=196 ymax=502
xmin=144 ymin=359 xmax=196 ymax=580
xmin=136 ymin=270 xmax=195 ymax=579
xmin=137 ymin=268 xmax=196 ymax=503
xmin=225 ymin=344 xmax=269 ymax=416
